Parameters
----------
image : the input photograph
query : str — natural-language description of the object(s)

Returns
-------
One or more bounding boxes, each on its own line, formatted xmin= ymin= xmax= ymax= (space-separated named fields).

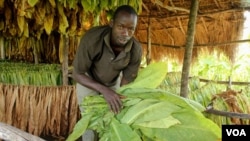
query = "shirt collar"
xmin=104 ymin=30 xmax=133 ymax=53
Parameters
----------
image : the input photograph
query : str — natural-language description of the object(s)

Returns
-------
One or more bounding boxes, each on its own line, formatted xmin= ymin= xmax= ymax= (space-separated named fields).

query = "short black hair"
xmin=112 ymin=5 xmax=138 ymax=20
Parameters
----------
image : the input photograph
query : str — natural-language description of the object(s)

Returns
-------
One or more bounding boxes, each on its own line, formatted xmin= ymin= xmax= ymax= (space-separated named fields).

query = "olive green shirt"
xmin=73 ymin=26 xmax=142 ymax=87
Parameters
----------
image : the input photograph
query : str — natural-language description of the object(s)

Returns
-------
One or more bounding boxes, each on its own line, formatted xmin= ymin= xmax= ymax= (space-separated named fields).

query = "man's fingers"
xmin=113 ymin=101 xmax=120 ymax=114
xmin=110 ymin=98 xmax=123 ymax=114
xmin=104 ymin=93 xmax=124 ymax=114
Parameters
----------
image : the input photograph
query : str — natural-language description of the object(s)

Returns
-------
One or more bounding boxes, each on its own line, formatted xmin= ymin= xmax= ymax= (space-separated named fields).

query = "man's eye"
xmin=128 ymin=28 xmax=135 ymax=31
xmin=117 ymin=25 xmax=123 ymax=29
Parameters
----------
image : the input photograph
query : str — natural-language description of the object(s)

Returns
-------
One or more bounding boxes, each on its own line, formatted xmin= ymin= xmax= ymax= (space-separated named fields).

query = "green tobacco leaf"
xmin=161 ymin=91 xmax=205 ymax=112
xmin=176 ymin=109 xmax=221 ymax=140
xmin=81 ymin=95 xmax=107 ymax=106
xmin=110 ymin=118 xmax=141 ymax=141
xmin=122 ymin=97 xmax=142 ymax=107
xmin=133 ymin=115 xmax=180 ymax=128
xmin=138 ymin=109 xmax=221 ymax=141
xmin=120 ymin=99 xmax=181 ymax=125
xmin=185 ymin=98 xmax=205 ymax=112
xmin=121 ymin=87 xmax=166 ymax=96
xmin=120 ymin=99 xmax=159 ymax=124
xmin=132 ymin=101 xmax=181 ymax=124
xmin=123 ymin=88 xmax=205 ymax=112
xmin=66 ymin=114 xmax=92 ymax=141
xmin=118 ymin=62 xmax=167 ymax=92
xmin=28 ymin=0 xmax=39 ymax=7
xmin=123 ymin=90 xmax=166 ymax=100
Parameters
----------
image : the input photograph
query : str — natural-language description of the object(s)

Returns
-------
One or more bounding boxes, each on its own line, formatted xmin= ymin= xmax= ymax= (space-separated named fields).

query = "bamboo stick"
xmin=146 ymin=17 xmax=151 ymax=65
xmin=180 ymin=0 xmax=199 ymax=98
xmin=62 ymin=35 xmax=69 ymax=85
xmin=177 ymin=17 xmax=185 ymax=35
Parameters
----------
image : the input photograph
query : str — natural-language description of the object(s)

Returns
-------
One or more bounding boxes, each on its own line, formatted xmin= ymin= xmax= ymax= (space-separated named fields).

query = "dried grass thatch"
xmin=0 ymin=83 xmax=79 ymax=139
xmin=135 ymin=0 xmax=249 ymax=63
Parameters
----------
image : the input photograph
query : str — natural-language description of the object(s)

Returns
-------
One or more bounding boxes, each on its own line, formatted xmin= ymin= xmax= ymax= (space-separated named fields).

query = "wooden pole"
xmin=0 ymin=36 xmax=4 ymax=60
xmin=146 ymin=17 xmax=152 ymax=65
xmin=33 ymin=37 xmax=39 ymax=64
xmin=180 ymin=0 xmax=199 ymax=98
xmin=62 ymin=35 xmax=69 ymax=85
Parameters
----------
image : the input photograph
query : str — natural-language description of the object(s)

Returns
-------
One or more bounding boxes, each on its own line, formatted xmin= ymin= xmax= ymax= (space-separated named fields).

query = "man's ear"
xmin=109 ymin=19 xmax=114 ymax=27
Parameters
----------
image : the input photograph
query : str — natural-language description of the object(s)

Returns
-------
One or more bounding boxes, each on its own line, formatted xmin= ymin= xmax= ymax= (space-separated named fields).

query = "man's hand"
xmin=101 ymin=88 xmax=123 ymax=114
xmin=73 ymin=70 xmax=125 ymax=114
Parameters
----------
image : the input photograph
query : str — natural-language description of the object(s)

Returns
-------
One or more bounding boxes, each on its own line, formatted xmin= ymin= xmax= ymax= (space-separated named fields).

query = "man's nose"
xmin=121 ymin=28 xmax=129 ymax=36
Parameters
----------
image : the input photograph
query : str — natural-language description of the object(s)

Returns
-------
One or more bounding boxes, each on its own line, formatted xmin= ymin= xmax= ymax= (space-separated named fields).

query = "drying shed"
xmin=0 ymin=0 xmax=250 ymax=140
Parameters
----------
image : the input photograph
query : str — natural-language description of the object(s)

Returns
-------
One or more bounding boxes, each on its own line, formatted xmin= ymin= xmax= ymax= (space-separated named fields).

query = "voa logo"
xmin=226 ymin=129 xmax=246 ymax=136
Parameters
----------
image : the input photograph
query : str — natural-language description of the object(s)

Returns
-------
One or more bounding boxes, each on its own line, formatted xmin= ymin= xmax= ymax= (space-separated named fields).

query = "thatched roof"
xmin=135 ymin=0 xmax=250 ymax=62
xmin=0 ymin=0 xmax=249 ymax=64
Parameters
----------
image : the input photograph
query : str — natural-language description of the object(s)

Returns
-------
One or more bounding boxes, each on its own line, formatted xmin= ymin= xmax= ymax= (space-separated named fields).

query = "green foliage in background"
xmin=190 ymin=52 xmax=250 ymax=83
xmin=163 ymin=51 xmax=250 ymax=86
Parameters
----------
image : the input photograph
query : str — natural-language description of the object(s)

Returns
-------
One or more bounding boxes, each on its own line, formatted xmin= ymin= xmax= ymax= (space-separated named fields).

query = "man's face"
xmin=110 ymin=11 xmax=137 ymax=47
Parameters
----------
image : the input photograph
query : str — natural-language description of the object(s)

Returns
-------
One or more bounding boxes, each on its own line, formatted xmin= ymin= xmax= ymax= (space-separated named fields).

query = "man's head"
xmin=109 ymin=5 xmax=138 ymax=47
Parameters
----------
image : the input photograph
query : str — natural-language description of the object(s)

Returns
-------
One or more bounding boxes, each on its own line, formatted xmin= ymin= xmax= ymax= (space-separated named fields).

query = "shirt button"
xmin=110 ymin=57 xmax=113 ymax=60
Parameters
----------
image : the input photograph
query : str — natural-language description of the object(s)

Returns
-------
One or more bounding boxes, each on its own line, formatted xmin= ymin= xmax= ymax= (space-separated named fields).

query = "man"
xmin=72 ymin=5 xmax=142 ymax=141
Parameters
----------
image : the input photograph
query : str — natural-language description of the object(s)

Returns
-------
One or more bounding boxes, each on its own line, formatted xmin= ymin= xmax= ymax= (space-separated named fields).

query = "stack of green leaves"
xmin=66 ymin=62 xmax=221 ymax=141
xmin=0 ymin=61 xmax=62 ymax=86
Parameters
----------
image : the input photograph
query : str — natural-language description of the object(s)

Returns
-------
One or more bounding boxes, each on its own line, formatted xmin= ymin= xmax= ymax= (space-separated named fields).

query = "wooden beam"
xmin=195 ymin=39 xmax=250 ymax=47
xmin=197 ymin=78 xmax=250 ymax=86
xmin=140 ymin=39 xmax=250 ymax=49
xmin=204 ymin=106 xmax=250 ymax=119
xmin=0 ymin=122 xmax=45 ymax=141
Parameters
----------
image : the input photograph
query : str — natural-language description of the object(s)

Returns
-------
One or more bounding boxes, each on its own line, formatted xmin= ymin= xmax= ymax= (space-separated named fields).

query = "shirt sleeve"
xmin=122 ymin=42 xmax=142 ymax=82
